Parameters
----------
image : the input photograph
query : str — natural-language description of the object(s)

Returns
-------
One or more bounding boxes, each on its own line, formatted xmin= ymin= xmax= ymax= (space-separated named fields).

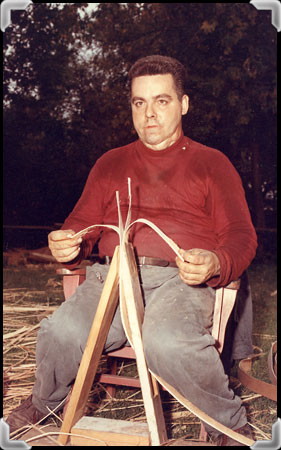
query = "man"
xmin=6 ymin=55 xmax=257 ymax=445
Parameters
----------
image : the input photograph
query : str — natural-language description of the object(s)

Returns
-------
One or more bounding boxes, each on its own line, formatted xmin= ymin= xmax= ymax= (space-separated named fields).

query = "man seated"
xmin=7 ymin=55 xmax=257 ymax=445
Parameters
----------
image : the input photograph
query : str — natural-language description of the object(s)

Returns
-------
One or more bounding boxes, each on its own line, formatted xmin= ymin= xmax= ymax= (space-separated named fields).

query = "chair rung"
xmin=107 ymin=347 xmax=136 ymax=359
xmin=98 ymin=373 xmax=141 ymax=388
xmin=98 ymin=373 xmax=167 ymax=391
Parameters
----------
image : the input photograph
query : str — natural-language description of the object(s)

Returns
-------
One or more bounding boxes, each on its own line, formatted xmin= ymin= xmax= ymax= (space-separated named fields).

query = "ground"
xmin=3 ymin=250 xmax=277 ymax=445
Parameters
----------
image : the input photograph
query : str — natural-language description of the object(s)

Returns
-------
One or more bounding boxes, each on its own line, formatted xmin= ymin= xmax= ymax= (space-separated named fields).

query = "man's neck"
xmin=143 ymin=128 xmax=183 ymax=151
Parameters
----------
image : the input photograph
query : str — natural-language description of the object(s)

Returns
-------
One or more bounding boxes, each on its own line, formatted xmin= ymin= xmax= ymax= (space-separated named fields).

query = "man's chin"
xmin=141 ymin=133 xmax=178 ymax=151
xmin=141 ymin=132 xmax=164 ymax=146
xmin=145 ymin=137 xmax=162 ymax=145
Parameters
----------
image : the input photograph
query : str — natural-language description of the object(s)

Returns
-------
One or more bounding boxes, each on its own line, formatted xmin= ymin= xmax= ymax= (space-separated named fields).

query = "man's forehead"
xmin=131 ymin=73 xmax=177 ymax=96
xmin=131 ymin=93 xmax=173 ymax=104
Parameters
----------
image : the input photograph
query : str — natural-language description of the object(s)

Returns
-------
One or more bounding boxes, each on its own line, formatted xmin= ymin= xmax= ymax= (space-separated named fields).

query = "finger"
xmin=176 ymin=253 xmax=199 ymax=267
xmin=53 ymin=244 xmax=80 ymax=258
xmin=180 ymin=249 xmax=211 ymax=265
xmin=49 ymin=230 xmax=76 ymax=241
xmin=178 ymin=271 xmax=204 ymax=285
xmin=49 ymin=236 xmax=82 ymax=250
xmin=56 ymin=247 xmax=81 ymax=263
xmin=176 ymin=258 xmax=204 ymax=274
xmin=179 ymin=267 xmax=204 ymax=279
xmin=175 ymin=256 xmax=192 ymax=269
xmin=186 ymin=254 xmax=210 ymax=266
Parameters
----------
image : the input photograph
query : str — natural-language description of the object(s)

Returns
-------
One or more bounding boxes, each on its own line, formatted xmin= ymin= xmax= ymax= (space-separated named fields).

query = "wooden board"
xmin=119 ymin=242 xmax=168 ymax=445
xmin=19 ymin=423 xmax=216 ymax=446
xmin=169 ymin=438 xmax=216 ymax=446
xmin=212 ymin=287 xmax=236 ymax=353
xmin=71 ymin=416 xmax=150 ymax=446
xmin=58 ymin=246 xmax=120 ymax=445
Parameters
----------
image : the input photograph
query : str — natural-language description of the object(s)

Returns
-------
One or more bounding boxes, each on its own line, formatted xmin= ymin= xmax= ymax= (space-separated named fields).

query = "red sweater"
xmin=62 ymin=133 xmax=257 ymax=287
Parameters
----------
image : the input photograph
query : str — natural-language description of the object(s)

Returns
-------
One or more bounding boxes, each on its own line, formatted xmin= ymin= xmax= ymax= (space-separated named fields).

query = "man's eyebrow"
xmin=131 ymin=94 xmax=173 ymax=102
xmin=131 ymin=96 xmax=145 ymax=103
xmin=154 ymin=94 xmax=173 ymax=100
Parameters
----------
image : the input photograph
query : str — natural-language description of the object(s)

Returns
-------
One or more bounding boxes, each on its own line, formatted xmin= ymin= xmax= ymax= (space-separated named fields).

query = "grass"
xmin=3 ymin=251 xmax=277 ymax=443
xmin=229 ymin=260 xmax=277 ymax=439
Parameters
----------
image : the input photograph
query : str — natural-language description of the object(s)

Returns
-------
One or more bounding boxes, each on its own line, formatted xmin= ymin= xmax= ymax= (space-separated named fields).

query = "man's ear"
xmin=181 ymin=95 xmax=189 ymax=115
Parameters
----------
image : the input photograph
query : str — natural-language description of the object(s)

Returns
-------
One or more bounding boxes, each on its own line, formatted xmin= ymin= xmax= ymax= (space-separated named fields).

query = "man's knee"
xmin=142 ymin=317 xmax=217 ymax=377
xmin=142 ymin=319 xmax=182 ymax=369
xmin=38 ymin=308 xmax=87 ymax=352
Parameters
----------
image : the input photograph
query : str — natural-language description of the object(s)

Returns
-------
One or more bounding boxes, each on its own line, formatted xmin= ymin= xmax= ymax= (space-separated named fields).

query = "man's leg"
xmin=32 ymin=262 xmax=127 ymax=415
xmin=141 ymin=266 xmax=247 ymax=437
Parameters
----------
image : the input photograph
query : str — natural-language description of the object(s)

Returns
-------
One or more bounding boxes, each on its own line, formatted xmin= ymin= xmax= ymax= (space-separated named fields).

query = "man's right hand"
xmin=48 ymin=229 xmax=82 ymax=263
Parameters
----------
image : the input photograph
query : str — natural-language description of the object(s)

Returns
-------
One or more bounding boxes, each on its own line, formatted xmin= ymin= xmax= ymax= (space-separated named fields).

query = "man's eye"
xmin=134 ymin=101 xmax=144 ymax=107
xmin=158 ymin=99 xmax=168 ymax=105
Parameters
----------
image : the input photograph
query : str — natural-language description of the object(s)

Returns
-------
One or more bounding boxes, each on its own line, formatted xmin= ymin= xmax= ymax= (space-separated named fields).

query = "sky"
xmin=85 ymin=3 xmax=100 ymax=13
xmin=51 ymin=3 xmax=100 ymax=16
xmin=82 ymin=3 xmax=129 ymax=16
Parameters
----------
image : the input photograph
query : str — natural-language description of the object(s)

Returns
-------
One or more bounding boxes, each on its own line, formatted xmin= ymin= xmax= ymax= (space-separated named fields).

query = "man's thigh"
xmin=141 ymin=269 xmax=217 ymax=370
xmin=46 ymin=263 xmax=127 ymax=352
xmin=142 ymin=268 xmax=216 ymax=334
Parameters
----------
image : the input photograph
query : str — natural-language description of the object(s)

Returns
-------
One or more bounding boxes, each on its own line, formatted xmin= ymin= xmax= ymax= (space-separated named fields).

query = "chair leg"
xmin=62 ymin=386 xmax=73 ymax=419
xmin=199 ymin=422 xmax=208 ymax=442
xmin=105 ymin=356 xmax=117 ymax=398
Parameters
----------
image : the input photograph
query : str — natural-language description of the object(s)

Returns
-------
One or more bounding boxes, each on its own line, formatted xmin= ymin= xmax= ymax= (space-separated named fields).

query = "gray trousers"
xmin=33 ymin=263 xmax=247 ymax=436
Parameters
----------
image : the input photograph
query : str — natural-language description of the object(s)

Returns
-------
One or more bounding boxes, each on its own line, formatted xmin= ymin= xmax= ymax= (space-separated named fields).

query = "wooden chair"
xmin=56 ymin=264 xmax=240 ymax=441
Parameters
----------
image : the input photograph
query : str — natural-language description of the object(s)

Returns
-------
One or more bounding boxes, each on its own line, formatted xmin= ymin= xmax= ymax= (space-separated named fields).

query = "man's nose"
xmin=145 ymin=102 xmax=156 ymax=118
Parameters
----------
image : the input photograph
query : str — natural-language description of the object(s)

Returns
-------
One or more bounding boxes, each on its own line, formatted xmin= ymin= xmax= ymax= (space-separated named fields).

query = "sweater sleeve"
xmin=60 ymin=159 xmax=107 ymax=269
xmin=205 ymin=152 xmax=257 ymax=287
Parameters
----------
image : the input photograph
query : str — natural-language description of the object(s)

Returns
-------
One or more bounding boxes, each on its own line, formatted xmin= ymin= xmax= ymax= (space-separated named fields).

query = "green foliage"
xmin=3 ymin=3 xmax=276 ymax=232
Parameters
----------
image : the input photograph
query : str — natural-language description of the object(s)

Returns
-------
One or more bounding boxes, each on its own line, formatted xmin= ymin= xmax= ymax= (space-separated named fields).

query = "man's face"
xmin=131 ymin=74 xmax=189 ymax=151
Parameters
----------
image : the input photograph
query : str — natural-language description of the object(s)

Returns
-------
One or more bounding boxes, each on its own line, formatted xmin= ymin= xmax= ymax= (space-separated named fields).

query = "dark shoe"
xmin=215 ymin=423 xmax=255 ymax=446
xmin=5 ymin=395 xmax=46 ymax=435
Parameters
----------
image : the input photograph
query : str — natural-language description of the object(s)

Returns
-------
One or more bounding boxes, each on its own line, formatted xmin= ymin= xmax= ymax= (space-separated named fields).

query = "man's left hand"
xmin=176 ymin=248 xmax=220 ymax=285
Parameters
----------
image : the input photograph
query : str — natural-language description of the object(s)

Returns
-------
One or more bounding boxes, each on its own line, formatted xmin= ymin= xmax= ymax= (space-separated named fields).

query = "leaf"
xmin=200 ymin=20 xmax=218 ymax=33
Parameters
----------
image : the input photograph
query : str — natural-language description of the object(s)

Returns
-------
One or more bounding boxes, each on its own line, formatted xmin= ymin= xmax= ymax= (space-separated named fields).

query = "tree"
xmin=3 ymin=3 xmax=93 ymax=224
xmin=3 ymin=3 xmax=276 ymax=233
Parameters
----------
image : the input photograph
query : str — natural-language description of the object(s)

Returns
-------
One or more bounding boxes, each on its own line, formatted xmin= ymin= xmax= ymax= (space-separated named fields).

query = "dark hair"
xmin=128 ymin=55 xmax=187 ymax=100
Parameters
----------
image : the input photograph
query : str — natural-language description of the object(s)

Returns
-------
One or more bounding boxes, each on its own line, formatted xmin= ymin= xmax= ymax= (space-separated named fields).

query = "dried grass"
xmin=3 ymin=259 xmax=277 ymax=444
